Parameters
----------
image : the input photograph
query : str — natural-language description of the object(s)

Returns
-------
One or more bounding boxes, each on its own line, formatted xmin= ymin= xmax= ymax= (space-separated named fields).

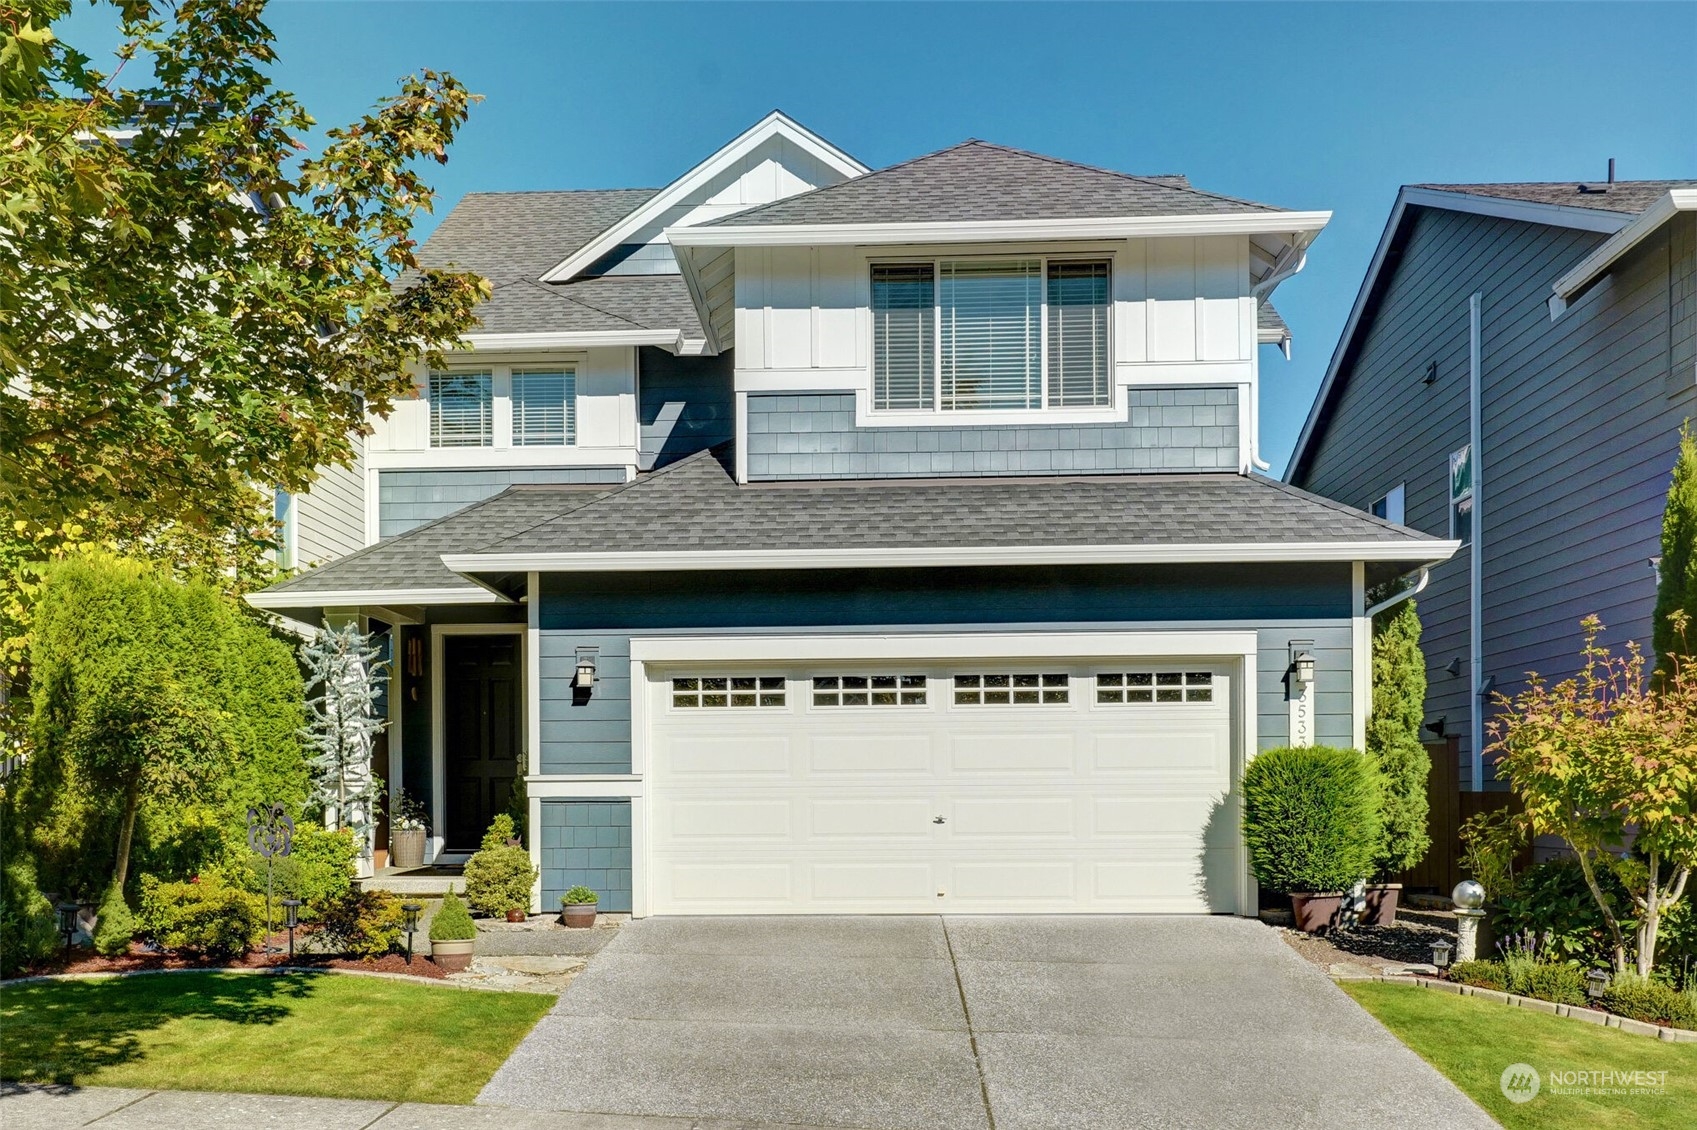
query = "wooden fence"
xmin=1398 ymin=739 xmax=1525 ymax=895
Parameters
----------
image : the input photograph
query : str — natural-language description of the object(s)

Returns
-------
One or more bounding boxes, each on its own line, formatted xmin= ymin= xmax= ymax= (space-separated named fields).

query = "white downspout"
xmin=1249 ymin=240 xmax=1309 ymax=472
xmin=1468 ymin=292 xmax=1484 ymax=794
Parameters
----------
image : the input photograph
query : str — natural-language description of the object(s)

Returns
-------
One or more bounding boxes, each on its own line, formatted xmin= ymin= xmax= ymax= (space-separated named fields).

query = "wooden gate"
xmin=1399 ymin=739 xmax=1524 ymax=895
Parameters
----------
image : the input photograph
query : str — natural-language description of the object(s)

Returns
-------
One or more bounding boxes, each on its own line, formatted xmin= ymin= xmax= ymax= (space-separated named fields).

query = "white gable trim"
xmin=1551 ymin=189 xmax=1697 ymax=315
xmin=538 ymin=112 xmax=869 ymax=285
xmin=1284 ymin=187 xmax=1634 ymax=482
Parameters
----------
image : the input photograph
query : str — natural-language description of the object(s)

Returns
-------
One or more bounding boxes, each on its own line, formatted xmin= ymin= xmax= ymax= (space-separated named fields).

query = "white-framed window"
xmin=872 ymin=257 xmax=1111 ymax=413
xmin=671 ymin=676 xmax=786 ymax=709
xmin=512 ymin=368 xmax=577 ymax=446
xmin=1095 ymin=671 xmax=1214 ymax=704
xmin=1449 ymin=446 xmax=1472 ymax=546
xmin=953 ymin=673 xmax=1070 ymax=705
xmin=429 ymin=370 xmax=493 ymax=447
xmin=812 ymin=674 xmax=927 ymax=707
xmin=1370 ymin=483 xmax=1405 ymax=526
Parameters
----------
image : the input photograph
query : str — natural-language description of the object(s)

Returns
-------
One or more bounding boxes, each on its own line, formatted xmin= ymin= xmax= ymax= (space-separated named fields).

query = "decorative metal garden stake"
xmin=281 ymin=899 xmax=302 ymax=959
xmin=402 ymin=902 xmax=423 ymax=960
xmin=247 ymin=804 xmax=296 ymax=951
xmin=56 ymin=902 xmax=79 ymax=959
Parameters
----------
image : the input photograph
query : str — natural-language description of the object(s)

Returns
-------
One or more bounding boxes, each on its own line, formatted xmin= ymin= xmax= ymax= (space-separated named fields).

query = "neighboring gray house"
xmin=1287 ymin=178 xmax=1697 ymax=792
xmin=252 ymin=112 xmax=1452 ymax=917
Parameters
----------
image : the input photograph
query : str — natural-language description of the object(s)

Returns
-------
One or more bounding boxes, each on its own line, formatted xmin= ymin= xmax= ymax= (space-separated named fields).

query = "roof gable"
xmin=698 ymin=140 xmax=1284 ymax=228
xmin=538 ymin=111 xmax=868 ymax=285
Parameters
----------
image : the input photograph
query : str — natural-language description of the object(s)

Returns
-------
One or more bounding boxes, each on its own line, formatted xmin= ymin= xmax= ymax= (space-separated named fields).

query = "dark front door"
xmin=443 ymin=635 xmax=520 ymax=852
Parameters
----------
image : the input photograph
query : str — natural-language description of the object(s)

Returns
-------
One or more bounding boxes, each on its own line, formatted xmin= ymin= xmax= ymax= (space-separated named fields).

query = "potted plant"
xmin=428 ymin=890 xmax=476 ymax=971
xmin=1242 ymin=745 xmax=1382 ymax=933
xmin=560 ymin=885 xmax=599 ymax=928
xmin=463 ymin=815 xmax=538 ymax=922
xmin=389 ymin=792 xmax=428 ymax=870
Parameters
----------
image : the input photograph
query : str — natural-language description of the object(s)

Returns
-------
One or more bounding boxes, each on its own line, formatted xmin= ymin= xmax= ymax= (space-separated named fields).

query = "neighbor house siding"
xmin=533 ymin=563 xmax=1357 ymax=777
xmin=1293 ymin=206 xmax=1697 ymax=785
xmin=744 ymin=388 xmax=1240 ymax=480
xmin=539 ymin=799 xmax=632 ymax=912
xmin=295 ymin=436 xmax=368 ymax=564
xmin=377 ymin=467 xmax=627 ymax=538
xmin=638 ymin=346 xmax=734 ymax=470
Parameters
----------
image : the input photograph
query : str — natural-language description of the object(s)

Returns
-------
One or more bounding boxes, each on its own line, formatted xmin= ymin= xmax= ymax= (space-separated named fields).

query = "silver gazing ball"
xmin=1452 ymin=879 xmax=1486 ymax=910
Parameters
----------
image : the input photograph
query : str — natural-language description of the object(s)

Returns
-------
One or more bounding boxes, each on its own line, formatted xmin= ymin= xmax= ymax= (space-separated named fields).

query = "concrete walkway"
xmin=0 ymin=1085 xmax=845 ymax=1130
xmin=481 ymin=916 xmax=1500 ymax=1130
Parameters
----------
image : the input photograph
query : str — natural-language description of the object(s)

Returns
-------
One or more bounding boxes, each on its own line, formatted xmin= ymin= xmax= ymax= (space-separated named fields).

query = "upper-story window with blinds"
xmin=512 ymin=368 xmax=577 ymax=446
xmin=872 ymin=258 xmax=1111 ymax=414
xmin=429 ymin=371 xmax=492 ymax=447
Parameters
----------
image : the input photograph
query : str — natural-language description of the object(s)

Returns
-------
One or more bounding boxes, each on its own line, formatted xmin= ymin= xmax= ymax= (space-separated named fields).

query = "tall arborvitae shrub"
xmin=1654 ymin=422 xmax=1697 ymax=675
xmin=16 ymin=554 xmax=307 ymax=898
xmin=1367 ymin=599 xmax=1433 ymax=878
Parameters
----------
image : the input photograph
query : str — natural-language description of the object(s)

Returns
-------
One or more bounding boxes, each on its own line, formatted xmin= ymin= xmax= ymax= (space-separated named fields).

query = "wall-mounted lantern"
xmin=573 ymin=646 xmax=600 ymax=691
xmin=1291 ymin=651 xmax=1316 ymax=688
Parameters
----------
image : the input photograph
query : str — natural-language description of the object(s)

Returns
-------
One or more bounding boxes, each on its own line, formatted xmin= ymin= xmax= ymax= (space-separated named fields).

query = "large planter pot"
xmin=430 ymin=938 xmax=474 ymax=972
xmin=1362 ymin=883 xmax=1402 ymax=927
xmin=1290 ymin=892 xmax=1346 ymax=934
xmin=562 ymin=903 xmax=598 ymax=929
xmin=390 ymin=828 xmax=426 ymax=870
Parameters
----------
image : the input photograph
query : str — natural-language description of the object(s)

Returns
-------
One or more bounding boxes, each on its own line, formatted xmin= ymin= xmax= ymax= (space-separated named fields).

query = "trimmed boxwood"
xmin=429 ymin=890 xmax=476 ymax=942
xmin=1242 ymin=745 xmax=1382 ymax=895
xmin=1449 ymin=960 xmax=1508 ymax=991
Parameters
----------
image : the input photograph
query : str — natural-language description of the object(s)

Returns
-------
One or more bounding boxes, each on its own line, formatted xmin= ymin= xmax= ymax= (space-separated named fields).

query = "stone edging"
xmin=1357 ymin=973 xmax=1697 ymax=1043
xmin=0 ymin=964 xmax=510 ymax=993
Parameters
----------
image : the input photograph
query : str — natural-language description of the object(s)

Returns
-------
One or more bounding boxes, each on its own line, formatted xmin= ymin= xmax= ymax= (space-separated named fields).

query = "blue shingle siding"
xmin=743 ymin=388 xmax=1239 ymax=480
xmin=539 ymin=800 xmax=632 ymax=912
xmin=377 ymin=468 xmax=628 ymax=537
xmin=536 ymin=564 xmax=1357 ymax=764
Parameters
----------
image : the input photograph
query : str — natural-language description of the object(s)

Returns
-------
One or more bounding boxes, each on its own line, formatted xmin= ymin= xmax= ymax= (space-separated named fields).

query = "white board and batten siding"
xmin=631 ymin=632 xmax=1261 ymax=917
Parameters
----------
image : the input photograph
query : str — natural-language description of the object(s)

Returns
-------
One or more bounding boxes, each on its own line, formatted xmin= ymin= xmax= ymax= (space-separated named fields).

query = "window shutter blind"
xmin=513 ymin=369 xmax=576 ymax=446
xmin=1047 ymin=261 xmax=1111 ymax=407
xmin=872 ymin=265 xmax=935 ymax=409
xmin=429 ymin=371 xmax=492 ymax=447
xmin=940 ymin=260 xmax=1042 ymax=410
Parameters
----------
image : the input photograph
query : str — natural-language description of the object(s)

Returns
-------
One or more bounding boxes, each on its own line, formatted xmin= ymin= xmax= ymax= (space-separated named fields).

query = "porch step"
xmin=362 ymin=866 xmax=464 ymax=896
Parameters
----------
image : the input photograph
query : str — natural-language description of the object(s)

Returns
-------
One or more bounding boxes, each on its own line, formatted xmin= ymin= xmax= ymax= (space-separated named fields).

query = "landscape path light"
xmin=402 ymin=901 xmax=424 ymax=960
xmin=56 ymin=902 xmax=79 ymax=960
xmin=281 ymin=898 xmax=302 ymax=959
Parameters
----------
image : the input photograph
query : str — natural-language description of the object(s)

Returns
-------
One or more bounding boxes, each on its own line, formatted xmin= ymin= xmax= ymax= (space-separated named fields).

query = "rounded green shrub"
xmin=314 ymin=887 xmax=404 ymax=958
xmin=1523 ymin=963 xmax=1587 ymax=1006
xmin=1448 ymin=960 xmax=1508 ymax=991
xmin=1603 ymin=972 xmax=1697 ymax=1029
xmin=561 ymin=885 xmax=598 ymax=906
xmin=1242 ymin=745 xmax=1382 ymax=895
xmin=463 ymin=844 xmax=537 ymax=917
xmin=0 ymin=852 xmax=60 ymax=976
xmin=429 ymin=890 xmax=476 ymax=942
xmin=137 ymin=875 xmax=264 ymax=959
xmin=92 ymin=883 xmax=136 ymax=957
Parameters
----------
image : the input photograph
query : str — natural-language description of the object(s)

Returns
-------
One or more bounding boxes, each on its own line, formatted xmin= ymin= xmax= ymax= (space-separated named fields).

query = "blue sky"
xmin=64 ymin=1 xmax=1696 ymax=471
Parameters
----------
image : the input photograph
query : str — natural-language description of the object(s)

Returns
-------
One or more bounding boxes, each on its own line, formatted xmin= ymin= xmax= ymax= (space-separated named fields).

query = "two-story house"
xmin=251 ymin=113 xmax=1453 ymax=917
xmin=1287 ymin=176 xmax=1697 ymax=799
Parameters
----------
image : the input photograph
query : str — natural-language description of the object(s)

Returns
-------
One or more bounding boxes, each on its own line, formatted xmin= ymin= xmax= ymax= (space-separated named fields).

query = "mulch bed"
xmin=6 ymin=931 xmax=447 ymax=981
xmin=1276 ymin=916 xmax=1458 ymax=973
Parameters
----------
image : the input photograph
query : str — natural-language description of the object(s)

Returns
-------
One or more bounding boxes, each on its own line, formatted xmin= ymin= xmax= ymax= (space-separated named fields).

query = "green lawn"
xmin=1343 ymin=981 xmax=1697 ymax=1130
xmin=0 ymin=972 xmax=553 ymax=1104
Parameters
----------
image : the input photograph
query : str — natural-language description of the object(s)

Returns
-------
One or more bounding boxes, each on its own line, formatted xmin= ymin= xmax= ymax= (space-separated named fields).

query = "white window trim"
xmin=867 ymin=252 xmax=1118 ymax=424
xmin=427 ymin=357 xmax=584 ymax=451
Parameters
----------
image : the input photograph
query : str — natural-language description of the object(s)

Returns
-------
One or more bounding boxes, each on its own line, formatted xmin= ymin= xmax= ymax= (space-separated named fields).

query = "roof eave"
xmin=461 ymin=329 xmax=686 ymax=353
xmin=1551 ymin=188 xmax=1697 ymax=313
xmin=442 ymin=538 xmax=1457 ymax=575
xmin=664 ymin=211 xmax=1332 ymax=249
xmin=246 ymin=586 xmax=510 ymax=610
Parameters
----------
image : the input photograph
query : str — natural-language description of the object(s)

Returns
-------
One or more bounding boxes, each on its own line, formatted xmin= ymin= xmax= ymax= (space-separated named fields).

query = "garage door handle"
xmin=933 ymin=816 xmax=946 ymax=824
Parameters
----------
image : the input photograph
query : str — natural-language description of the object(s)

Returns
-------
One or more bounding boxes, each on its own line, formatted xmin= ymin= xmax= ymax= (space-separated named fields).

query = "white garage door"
xmin=645 ymin=656 xmax=1240 ymax=915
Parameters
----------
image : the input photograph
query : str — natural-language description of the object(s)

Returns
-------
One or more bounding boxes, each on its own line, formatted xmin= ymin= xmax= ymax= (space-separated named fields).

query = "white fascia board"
xmin=443 ymin=539 xmax=1459 ymax=575
xmin=665 ymin=211 xmax=1333 ymax=249
xmin=246 ymin=586 xmax=509 ymax=610
xmin=630 ymin=628 xmax=1262 ymax=665
xmin=673 ymin=245 xmax=724 ymax=355
xmin=1285 ymin=188 xmax=1633 ymax=482
xmin=1552 ymin=189 xmax=1697 ymax=305
xmin=460 ymin=329 xmax=683 ymax=352
xmin=539 ymin=112 xmax=870 ymax=285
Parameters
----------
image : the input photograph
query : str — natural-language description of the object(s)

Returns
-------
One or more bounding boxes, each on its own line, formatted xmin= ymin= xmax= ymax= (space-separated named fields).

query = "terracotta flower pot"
xmin=1362 ymin=883 xmax=1402 ymax=927
xmin=430 ymin=938 xmax=474 ymax=972
xmin=390 ymin=828 xmax=426 ymax=870
xmin=505 ymin=908 xmax=528 ymax=923
xmin=562 ymin=903 xmax=598 ymax=929
xmin=1290 ymin=892 xmax=1346 ymax=934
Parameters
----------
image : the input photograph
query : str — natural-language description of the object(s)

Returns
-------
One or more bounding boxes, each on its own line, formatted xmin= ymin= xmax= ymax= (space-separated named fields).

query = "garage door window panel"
xmin=1095 ymin=671 xmax=1214 ymax=704
xmin=672 ymin=676 xmax=787 ymax=709
xmin=812 ymin=674 xmax=927 ymax=707
xmin=954 ymin=673 xmax=1070 ymax=705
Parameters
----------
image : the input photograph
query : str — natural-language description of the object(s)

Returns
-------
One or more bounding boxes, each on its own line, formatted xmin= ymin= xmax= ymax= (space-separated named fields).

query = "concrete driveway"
xmin=479 ymin=916 xmax=1497 ymax=1130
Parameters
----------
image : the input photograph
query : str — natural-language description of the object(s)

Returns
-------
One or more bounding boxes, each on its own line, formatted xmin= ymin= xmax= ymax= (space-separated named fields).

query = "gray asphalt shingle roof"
xmin=702 ymin=140 xmax=1286 ymax=228
xmin=1411 ymin=180 xmax=1697 ymax=216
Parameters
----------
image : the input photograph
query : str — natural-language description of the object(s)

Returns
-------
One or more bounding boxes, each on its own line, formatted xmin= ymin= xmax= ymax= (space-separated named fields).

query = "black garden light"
xmin=1586 ymin=969 xmax=1610 ymax=1001
xmin=281 ymin=899 xmax=302 ymax=959
xmin=402 ymin=902 xmax=423 ymax=960
xmin=56 ymin=902 xmax=79 ymax=959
